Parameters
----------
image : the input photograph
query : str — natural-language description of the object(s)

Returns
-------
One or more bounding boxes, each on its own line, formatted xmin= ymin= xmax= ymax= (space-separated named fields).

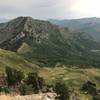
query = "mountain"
xmin=0 ymin=17 xmax=100 ymax=67
xmin=0 ymin=17 xmax=100 ymax=100
xmin=49 ymin=17 xmax=100 ymax=41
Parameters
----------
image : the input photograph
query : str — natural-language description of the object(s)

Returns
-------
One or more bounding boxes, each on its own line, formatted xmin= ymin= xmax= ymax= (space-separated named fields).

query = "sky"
xmin=0 ymin=0 xmax=100 ymax=20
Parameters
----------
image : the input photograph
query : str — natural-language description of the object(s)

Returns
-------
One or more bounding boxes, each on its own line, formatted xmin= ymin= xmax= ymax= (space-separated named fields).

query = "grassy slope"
xmin=0 ymin=49 xmax=39 ymax=74
xmin=17 ymin=42 xmax=32 ymax=54
xmin=39 ymin=67 xmax=100 ymax=100
xmin=0 ymin=48 xmax=99 ymax=99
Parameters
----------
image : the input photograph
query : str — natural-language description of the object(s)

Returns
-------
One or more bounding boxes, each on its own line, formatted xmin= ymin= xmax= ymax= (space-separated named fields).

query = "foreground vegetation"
xmin=0 ymin=48 xmax=100 ymax=100
xmin=0 ymin=66 xmax=100 ymax=100
xmin=39 ymin=67 xmax=100 ymax=100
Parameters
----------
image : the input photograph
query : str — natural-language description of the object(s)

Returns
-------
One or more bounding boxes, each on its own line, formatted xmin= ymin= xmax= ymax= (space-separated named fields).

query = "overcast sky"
xmin=0 ymin=0 xmax=100 ymax=19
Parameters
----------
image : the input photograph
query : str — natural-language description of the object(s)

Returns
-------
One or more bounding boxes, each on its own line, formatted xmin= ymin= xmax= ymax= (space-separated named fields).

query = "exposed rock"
xmin=0 ymin=93 xmax=56 ymax=100
xmin=12 ymin=93 xmax=57 ymax=100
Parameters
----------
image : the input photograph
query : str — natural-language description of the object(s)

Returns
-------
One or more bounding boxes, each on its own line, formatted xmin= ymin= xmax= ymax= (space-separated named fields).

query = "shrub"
xmin=26 ymin=72 xmax=45 ymax=93
xmin=3 ymin=87 xmax=10 ymax=94
xmin=6 ymin=67 xmax=24 ymax=86
xmin=19 ymin=83 xmax=33 ymax=95
xmin=54 ymin=79 xmax=70 ymax=100
xmin=81 ymin=81 xmax=97 ymax=95
xmin=0 ymin=86 xmax=10 ymax=94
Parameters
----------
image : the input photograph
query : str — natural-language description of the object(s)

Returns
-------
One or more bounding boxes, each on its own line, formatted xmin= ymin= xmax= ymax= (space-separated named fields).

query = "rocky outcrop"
xmin=0 ymin=93 xmax=56 ymax=100
xmin=13 ymin=93 xmax=56 ymax=100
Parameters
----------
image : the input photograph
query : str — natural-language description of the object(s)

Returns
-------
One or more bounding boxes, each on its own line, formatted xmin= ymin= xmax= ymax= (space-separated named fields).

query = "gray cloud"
xmin=0 ymin=0 xmax=99 ymax=20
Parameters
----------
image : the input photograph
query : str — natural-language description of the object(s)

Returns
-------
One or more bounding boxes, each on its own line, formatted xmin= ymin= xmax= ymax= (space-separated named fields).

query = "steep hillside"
xmin=49 ymin=17 xmax=100 ymax=41
xmin=0 ymin=49 xmax=39 ymax=73
xmin=0 ymin=17 xmax=100 ymax=67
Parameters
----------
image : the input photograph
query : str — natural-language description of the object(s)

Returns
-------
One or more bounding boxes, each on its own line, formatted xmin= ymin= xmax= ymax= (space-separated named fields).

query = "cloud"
xmin=0 ymin=0 xmax=100 ymax=19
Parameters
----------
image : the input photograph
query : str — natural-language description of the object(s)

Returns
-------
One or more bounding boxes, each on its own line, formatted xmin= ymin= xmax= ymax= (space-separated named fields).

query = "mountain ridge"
xmin=0 ymin=17 xmax=100 ymax=67
xmin=49 ymin=17 xmax=100 ymax=41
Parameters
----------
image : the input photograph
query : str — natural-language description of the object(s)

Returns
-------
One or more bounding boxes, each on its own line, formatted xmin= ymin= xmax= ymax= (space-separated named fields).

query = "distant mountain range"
xmin=0 ymin=17 xmax=100 ymax=67
xmin=49 ymin=17 xmax=100 ymax=41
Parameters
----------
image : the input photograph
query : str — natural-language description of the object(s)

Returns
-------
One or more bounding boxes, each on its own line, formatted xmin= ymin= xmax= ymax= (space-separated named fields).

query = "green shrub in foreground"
xmin=54 ymin=79 xmax=70 ymax=100
xmin=19 ymin=83 xmax=34 ymax=95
